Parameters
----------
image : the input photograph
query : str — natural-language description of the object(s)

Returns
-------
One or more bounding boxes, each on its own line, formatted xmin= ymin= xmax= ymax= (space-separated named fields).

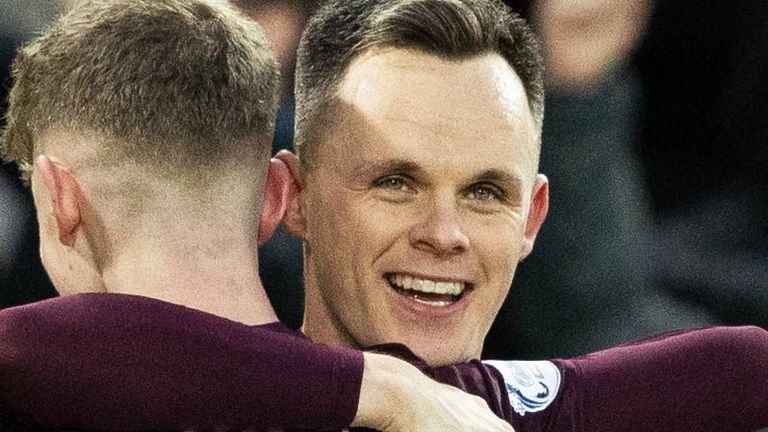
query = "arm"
xmin=479 ymin=326 xmax=768 ymax=432
xmin=0 ymin=294 xmax=512 ymax=431
xmin=0 ymin=294 xmax=361 ymax=431
xmin=570 ymin=326 xmax=768 ymax=431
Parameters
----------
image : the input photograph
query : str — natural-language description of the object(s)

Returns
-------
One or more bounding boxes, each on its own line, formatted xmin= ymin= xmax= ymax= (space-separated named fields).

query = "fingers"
xmin=363 ymin=354 xmax=513 ymax=432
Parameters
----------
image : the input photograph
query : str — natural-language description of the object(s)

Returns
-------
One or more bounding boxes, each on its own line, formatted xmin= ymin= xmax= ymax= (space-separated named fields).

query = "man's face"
xmin=296 ymin=49 xmax=548 ymax=365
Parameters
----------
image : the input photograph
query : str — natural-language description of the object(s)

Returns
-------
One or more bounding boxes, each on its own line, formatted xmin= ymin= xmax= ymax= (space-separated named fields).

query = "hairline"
xmin=298 ymin=46 xmax=543 ymax=174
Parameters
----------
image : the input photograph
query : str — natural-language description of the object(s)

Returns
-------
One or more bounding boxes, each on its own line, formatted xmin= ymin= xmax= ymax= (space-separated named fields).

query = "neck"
xmin=101 ymin=237 xmax=277 ymax=326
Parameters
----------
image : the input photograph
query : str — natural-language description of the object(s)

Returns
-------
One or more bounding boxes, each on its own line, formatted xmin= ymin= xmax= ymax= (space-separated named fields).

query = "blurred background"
xmin=1 ymin=0 xmax=766 ymax=359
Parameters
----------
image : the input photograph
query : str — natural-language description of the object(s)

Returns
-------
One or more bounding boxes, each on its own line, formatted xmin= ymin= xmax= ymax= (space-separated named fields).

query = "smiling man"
xmin=277 ymin=1 xmax=768 ymax=429
xmin=283 ymin=0 xmax=547 ymax=366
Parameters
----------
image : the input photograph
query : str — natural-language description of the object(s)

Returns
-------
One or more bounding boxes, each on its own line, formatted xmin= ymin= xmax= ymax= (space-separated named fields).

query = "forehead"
xmin=322 ymin=49 xmax=538 ymax=177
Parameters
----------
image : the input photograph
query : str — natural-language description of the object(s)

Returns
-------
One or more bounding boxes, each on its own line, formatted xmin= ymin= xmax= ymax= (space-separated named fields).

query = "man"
xmin=282 ymin=0 xmax=547 ymax=366
xmin=3 ymin=0 xmax=768 ymax=431
xmin=280 ymin=1 xmax=768 ymax=428
xmin=0 ymin=1 xmax=514 ymax=431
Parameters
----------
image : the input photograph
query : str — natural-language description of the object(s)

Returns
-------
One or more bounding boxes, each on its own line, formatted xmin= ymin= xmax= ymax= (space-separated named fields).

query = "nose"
xmin=408 ymin=195 xmax=469 ymax=257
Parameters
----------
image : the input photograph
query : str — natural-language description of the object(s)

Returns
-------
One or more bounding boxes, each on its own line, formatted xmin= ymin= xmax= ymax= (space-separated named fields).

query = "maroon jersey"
xmin=0 ymin=294 xmax=363 ymax=431
xmin=1 ymin=294 xmax=766 ymax=431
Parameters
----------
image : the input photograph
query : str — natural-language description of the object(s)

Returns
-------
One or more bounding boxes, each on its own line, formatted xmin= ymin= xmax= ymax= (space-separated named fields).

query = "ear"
xmin=35 ymin=155 xmax=82 ymax=247
xmin=274 ymin=150 xmax=307 ymax=240
xmin=519 ymin=174 xmax=549 ymax=261
xmin=257 ymin=158 xmax=291 ymax=245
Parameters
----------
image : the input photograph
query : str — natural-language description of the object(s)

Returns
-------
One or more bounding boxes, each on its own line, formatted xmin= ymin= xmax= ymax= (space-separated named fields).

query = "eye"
xmin=467 ymin=183 xmax=502 ymax=202
xmin=471 ymin=186 xmax=495 ymax=201
xmin=372 ymin=175 xmax=416 ymax=203
xmin=375 ymin=175 xmax=411 ymax=192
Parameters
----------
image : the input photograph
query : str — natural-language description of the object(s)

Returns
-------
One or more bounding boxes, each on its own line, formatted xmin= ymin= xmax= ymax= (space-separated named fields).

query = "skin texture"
xmin=285 ymin=49 xmax=548 ymax=366
xmin=30 ymin=135 xmax=284 ymax=325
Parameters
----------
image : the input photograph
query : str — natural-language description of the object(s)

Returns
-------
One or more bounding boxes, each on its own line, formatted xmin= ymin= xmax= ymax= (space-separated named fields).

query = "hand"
xmin=534 ymin=0 xmax=653 ymax=89
xmin=353 ymin=353 xmax=514 ymax=432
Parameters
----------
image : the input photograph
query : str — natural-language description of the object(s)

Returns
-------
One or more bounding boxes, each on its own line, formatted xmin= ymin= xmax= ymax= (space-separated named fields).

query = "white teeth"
xmin=420 ymin=280 xmax=435 ymax=293
xmin=388 ymin=274 xmax=465 ymax=296
xmin=412 ymin=297 xmax=452 ymax=308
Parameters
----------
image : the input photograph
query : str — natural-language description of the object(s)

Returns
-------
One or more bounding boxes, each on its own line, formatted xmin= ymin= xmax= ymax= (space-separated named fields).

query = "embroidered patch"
xmin=483 ymin=360 xmax=561 ymax=416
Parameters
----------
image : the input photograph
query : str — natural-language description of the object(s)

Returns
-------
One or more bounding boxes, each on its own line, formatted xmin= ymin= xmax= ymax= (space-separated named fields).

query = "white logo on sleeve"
xmin=483 ymin=360 xmax=561 ymax=416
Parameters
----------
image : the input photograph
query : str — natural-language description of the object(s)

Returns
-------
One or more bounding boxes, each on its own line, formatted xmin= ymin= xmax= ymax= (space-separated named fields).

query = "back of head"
xmin=294 ymin=0 xmax=544 ymax=172
xmin=0 ymin=0 xmax=282 ymax=303
xmin=2 ymin=0 xmax=279 ymax=188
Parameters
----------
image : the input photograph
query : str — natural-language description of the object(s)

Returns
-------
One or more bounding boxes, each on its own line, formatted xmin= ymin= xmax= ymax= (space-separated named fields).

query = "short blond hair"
xmin=2 ymin=0 xmax=279 ymax=183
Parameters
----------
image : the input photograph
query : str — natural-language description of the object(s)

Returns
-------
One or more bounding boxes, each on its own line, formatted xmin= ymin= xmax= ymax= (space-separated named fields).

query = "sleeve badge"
xmin=483 ymin=360 xmax=562 ymax=416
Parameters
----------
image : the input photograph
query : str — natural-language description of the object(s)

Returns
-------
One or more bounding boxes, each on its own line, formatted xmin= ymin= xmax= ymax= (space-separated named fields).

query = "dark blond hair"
xmin=294 ymin=0 xmax=544 ymax=171
xmin=1 ymin=0 xmax=279 ymax=183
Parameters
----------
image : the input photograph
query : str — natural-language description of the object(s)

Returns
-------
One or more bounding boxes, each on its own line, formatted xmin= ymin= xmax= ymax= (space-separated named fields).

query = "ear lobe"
xmin=257 ymin=158 xmax=291 ymax=245
xmin=519 ymin=174 xmax=549 ymax=261
xmin=36 ymin=155 xmax=82 ymax=247
xmin=274 ymin=150 xmax=307 ymax=240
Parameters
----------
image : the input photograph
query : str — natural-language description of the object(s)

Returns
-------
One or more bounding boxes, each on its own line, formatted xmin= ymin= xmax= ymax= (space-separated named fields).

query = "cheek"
xmin=472 ymin=219 xmax=524 ymax=283
xmin=343 ymin=198 xmax=411 ymax=254
xmin=305 ymin=195 xmax=390 ymax=282
xmin=306 ymin=216 xmax=354 ymax=281
xmin=473 ymin=213 xmax=525 ymax=252
xmin=360 ymin=206 xmax=405 ymax=242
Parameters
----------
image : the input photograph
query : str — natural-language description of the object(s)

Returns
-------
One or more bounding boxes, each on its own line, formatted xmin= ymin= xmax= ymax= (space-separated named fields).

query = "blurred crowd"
xmin=1 ymin=0 xmax=766 ymax=359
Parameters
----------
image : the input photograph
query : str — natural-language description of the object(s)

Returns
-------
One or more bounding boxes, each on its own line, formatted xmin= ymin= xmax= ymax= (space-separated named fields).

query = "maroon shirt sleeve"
xmin=362 ymin=326 xmax=768 ymax=432
xmin=477 ymin=327 xmax=768 ymax=431
xmin=559 ymin=326 xmax=768 ymax=432
xmin=0 ymin=294 xmax=362 ymax=431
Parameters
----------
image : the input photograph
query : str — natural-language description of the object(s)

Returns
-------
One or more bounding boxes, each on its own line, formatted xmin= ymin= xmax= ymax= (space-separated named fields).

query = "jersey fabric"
xmin=504 ymin=327 xmax=768 ymax=431
xmin=1 ymin=294 xmax=767 ymax=431
xmin=0 ymin=294 xmax=363 ymax=431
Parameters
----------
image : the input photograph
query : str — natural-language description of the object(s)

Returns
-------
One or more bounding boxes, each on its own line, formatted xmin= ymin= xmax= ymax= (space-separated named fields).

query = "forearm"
xmin=575 ymin=326 xmax=768 ymax=431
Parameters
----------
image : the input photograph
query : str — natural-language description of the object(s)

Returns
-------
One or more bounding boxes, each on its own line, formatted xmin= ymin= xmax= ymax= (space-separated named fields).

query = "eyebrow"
xmin=351 ymin=158 xmax=425 ymax=178
xmin=471 ymin=169 xmax=525 ymax=189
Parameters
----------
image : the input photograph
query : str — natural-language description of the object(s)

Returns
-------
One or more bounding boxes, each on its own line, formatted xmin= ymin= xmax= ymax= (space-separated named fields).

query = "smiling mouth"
xmin=386 ymin=273 xmax=470 ymax=307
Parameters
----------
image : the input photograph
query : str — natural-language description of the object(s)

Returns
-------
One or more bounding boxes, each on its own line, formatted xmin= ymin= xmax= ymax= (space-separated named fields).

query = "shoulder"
xmin=0 ymin=301 xmax=52 ymax=364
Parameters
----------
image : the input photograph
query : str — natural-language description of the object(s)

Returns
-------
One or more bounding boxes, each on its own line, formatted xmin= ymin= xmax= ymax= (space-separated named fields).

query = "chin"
xmin=403 ymin=336 xmax=478 ymax=366
xmin=420 ymin=349 xmax=474 ymax=366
